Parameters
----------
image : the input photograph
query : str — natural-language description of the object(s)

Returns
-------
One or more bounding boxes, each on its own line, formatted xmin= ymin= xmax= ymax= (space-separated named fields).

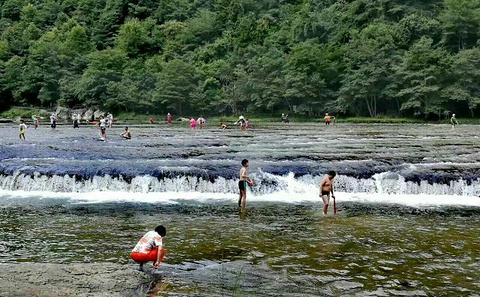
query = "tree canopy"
xmin=1 ymin=0 xmax=479 ymax=118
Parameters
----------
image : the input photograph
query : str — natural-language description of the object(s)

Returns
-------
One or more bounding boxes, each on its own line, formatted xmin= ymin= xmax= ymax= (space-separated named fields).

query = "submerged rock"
xmin=386 ymin=289 xmax=428 ymax=296
xmin=0 ymin=263 xmax=154 ymax=297
xmin=330 ymin=280 xmax=364 ymax=291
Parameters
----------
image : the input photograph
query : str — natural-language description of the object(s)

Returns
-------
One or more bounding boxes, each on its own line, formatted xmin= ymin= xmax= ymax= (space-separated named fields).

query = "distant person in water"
xmin=238 ymin=159 xmax=253 ymax=209
xmin=190 ymin=118 xmax=197 ymax=129
xmin=324 ymin=113 xmax=331 ymax=126
xmin=451 ymin=114 xmax=458 ymax=131
xmin=33 ymin=116 xmax=39 ymax=129
xmin=319 ymin=171 xmax=336 ymax=215
xmin=19 ymin=120 xmax=27 ymax=140
xmin=99 ymin=116 xmax=107 ymax=140
xmin=50 ymin=114 xmax=57 ymax=131
xmin=221 ymin=123 xmax=227 ymax=130
xmin=121 ymin=126 xmax=131 ymax=139
xmin=149 ymin=117 xmax=154 ymax=124
xmin=107 ymin=113 xmax=113 ymax=128
xmin=240 ymin=118 xmax=247 ymax=130
xmin=167 ymin=113 xmax=172 ymax=124
xmin=131 ymin=225 xmax=167 ymax=272
xmin=281 ymin=113 xmax=289 ymax=123
xmin=197 ymin=117 xmax=205 ymax=129
xmin=236 ymin=116 xmax=245 ymax=130
xmin=73 ymin=114 xmax=80 ymax=129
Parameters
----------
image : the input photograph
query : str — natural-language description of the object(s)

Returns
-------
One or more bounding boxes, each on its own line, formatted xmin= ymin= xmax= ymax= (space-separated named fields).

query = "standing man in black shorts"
xmin=319 ymin=171 xmax=336 ymax=215
xmin=238 ymin=159 xmax=252 ymax=210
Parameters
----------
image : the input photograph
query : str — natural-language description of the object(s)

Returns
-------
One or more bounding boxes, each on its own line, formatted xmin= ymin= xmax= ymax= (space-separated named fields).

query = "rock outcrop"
xmin=0 ymin=263 xmax=154 ymax=297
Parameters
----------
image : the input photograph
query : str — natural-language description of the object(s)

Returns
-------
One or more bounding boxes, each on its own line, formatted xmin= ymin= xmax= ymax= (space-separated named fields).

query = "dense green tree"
xmin=0 ymin=55 xmax=25 ymax=103
xmin=1 ymin=0 xmax=26 ymax=21
xmin=116 ymin=18 xmax=153 ymax=57
xmin=74 ymin=48 xmax=127 ymax=108
xmin=395 ymin=37 xmax=452 ymax=118
xmin=440 ymin=0 xmax=480 ymax=51
xmin=155 ymin=58 xmax=197 ymax=114
xmin=1 ymin=0 xmax=480 ymax=118
xmin=338 ymin=23 xmax=399 ymax=117
xmin=445 ymin=48 xmax=480 ymax=117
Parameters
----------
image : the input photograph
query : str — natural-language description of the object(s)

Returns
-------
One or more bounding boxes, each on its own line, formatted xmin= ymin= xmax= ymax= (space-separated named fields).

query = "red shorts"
xmin=131 ymin=248 xmax=166 ymax=263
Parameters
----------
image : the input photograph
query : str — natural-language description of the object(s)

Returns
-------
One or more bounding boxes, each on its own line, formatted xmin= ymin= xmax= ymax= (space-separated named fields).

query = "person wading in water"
xmin=319 ymin=171 xmax=336 ymax=215
xmin=238 ymin=159 xmax=254 ymax=210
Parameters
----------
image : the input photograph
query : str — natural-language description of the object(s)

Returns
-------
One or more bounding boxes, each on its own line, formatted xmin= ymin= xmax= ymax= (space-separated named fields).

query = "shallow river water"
xmin=0 ymin=123 xmax=479 ymax=296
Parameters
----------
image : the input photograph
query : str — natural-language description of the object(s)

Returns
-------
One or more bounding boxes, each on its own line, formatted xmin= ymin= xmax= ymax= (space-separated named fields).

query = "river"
xmin=0 ymin=123 xmax=479 ymax=296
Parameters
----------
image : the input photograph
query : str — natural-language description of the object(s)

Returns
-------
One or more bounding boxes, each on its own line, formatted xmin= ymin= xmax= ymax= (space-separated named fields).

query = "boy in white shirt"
xmin=130 ymin=225 xmax=166 ymax=271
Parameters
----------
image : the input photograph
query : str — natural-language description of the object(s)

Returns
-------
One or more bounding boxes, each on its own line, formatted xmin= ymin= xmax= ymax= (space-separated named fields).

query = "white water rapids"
xmin=1 ymin=171 xmax=479 ymax=207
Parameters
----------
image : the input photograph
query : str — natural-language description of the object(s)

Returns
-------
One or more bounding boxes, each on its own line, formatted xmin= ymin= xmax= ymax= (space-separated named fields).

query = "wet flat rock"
xmin=0 ymin=263 xmax=153 ymax=297
xmin=330 ymin=280 xmax=364 ymax=291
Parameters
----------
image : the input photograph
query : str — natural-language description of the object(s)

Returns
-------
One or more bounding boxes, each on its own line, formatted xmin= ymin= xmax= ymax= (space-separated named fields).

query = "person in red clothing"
xmin=131 ymin=225 xmax=167 ymax=271
xmin=324 ymin=113 xmax=331 ymax=126
xmin=33 ymin=116 xmax=39 ymax=129
xmin=167 ymin=113 xmax=172 ymax=124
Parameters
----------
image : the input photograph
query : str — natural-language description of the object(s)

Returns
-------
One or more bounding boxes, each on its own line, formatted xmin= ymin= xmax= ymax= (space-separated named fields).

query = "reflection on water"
xmin=1 ymin=198 xmax=479 ymax=296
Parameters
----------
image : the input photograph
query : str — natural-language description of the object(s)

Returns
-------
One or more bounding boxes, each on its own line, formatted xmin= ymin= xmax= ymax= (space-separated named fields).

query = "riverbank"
xmin=0 ymin=262 xmax=154 ymax=297
xmin=114 ymin=113 xmax=460 ymax=125
xmin=2 ymin=107 xmax=477 ymax=125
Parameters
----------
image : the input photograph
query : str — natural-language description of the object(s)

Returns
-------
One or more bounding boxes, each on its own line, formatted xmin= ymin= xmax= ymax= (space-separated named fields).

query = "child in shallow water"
xmin=19 ymin=120 xmax=27 ymax=140
xmin=190 ymin=118 xmax=197 ymax=129
xmin=121 ymin=126 xmax=131 ymax=139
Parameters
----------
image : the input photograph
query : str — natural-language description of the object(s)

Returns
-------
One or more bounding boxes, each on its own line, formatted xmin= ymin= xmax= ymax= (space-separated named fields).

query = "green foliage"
xmin=117 ymin=18 xmax=156 ymax=57
xmin=0 ymin=107 xmax=49 ymax=119
xmin=446 ymin=48 xmax=480 ymax=116
xmin=155 ymin=58 xmax=196 ymax=114
xmin=440 ymin=0 xmax=480 ymax=51
xmin=0 ymin=0 xmax=480 ymax=118
xmin=396 ymin=37 xmax=451 ymax=117
xmin=338 ymin=23 xmax=399 ymax=117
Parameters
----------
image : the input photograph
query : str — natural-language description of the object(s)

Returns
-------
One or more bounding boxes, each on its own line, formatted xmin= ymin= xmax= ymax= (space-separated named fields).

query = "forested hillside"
xmin=0 ymin=0 xmax=480 ymax=117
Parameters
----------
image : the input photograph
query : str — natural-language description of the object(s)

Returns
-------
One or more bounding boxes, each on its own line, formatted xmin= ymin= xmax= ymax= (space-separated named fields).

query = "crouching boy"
xmin=131 ymin=225 xmax=167 ymax=271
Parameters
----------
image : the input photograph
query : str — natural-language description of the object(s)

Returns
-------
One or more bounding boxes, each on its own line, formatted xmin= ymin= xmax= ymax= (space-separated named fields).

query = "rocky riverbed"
xmin=0 ymin=263 xmax=154 ymax=297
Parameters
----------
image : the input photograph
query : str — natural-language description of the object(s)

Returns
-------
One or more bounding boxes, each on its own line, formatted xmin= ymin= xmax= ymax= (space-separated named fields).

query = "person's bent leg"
xmin=159 ymin=248 xmax=166 ymax=262
xmin=131 ymin=252 xmax=147 ymax=271
xmin=131 ymin=248 xmax=162 ymax=271
xmin=131 ymin=248 xmax=166 ymax=264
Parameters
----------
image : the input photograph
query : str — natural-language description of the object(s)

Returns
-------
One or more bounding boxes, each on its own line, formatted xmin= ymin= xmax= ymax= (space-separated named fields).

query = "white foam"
xmin=0 ymin=189 xmax=479 ymax=208
xmin=3 ymin=170 xmax=477 ymax=197
xmin=1 ymin=170 xmax=480 ymax=208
